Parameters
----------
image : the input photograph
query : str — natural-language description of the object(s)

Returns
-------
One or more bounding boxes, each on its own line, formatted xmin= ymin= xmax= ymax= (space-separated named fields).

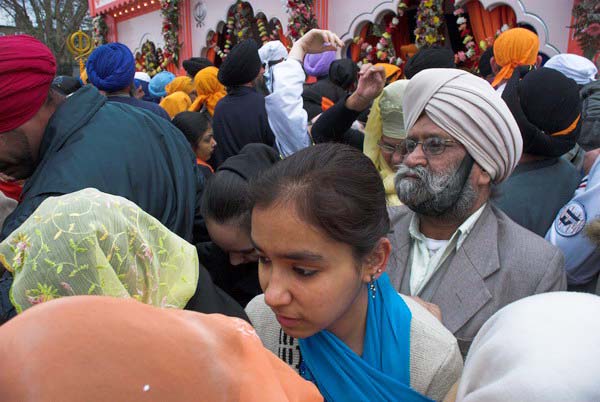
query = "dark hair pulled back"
xmin=250 ymin=143 xmax=390 ymax=260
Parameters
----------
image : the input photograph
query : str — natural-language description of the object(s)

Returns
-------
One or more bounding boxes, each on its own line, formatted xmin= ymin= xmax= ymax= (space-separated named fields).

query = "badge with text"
xmin=555 ymin=202 xmax=586 ymax=237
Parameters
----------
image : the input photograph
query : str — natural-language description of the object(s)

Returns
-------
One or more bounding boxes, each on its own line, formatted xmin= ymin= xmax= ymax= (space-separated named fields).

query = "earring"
xmin=369 ymin=274 xmax=377 ymax=298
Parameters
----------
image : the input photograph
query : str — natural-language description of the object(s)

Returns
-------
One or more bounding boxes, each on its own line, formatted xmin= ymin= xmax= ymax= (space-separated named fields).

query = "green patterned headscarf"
xmin=0 ymin=188 xmax=198 ymax=313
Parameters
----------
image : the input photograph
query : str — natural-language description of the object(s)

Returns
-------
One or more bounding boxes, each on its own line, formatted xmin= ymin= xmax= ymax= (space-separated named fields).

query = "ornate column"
xmin=314 ymin=0 xmax=329 ymax=29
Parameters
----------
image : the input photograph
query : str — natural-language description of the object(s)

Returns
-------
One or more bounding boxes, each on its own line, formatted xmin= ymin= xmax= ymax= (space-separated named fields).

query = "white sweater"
xmin=246 ymin=294 xmax=463 ymax=401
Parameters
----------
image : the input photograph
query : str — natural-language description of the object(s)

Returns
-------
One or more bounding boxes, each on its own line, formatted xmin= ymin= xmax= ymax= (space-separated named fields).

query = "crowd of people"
xmin=0 ymin=24 xmax=599 ymax=401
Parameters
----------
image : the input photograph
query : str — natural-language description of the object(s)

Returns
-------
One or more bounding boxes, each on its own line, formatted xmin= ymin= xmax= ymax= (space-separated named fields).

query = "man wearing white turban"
xmin=386 ymin=68 xmax=566 ymax=356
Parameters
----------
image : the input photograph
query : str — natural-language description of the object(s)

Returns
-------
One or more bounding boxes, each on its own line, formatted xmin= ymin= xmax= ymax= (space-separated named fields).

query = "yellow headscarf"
xmin=375 ymin=63 xmax=402 ymax=83
xmin=0 ymin=188 xmax=199 ymax=313
xmin=160 ymin=91 xmax=192 ymax=119
xmin=188 ymin=66 xmax=226 ymax=116
xmin=165 ymin=76 xmax=194 ymax=96
xmin=492 ymin=28 xmax=539 ymax=88
xmin=364 ymin=80 xmax=410 ymax=206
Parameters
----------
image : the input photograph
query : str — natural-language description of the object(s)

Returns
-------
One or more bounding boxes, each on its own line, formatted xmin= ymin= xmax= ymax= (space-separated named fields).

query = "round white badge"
xmin=555 ymin=202 xmax=587 ymax=237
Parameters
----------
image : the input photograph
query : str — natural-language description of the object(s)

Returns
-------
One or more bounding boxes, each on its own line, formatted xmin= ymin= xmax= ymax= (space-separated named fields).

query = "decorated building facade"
xmin=88 ymin=0 xmax=596 ymax=76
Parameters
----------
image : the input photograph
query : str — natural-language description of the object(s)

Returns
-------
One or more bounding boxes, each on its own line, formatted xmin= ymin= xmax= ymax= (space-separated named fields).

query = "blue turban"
xmin=86 ymin=42 xmax=135 ymax=92
xmin=149 ymin=71 xmax=175 ymax=98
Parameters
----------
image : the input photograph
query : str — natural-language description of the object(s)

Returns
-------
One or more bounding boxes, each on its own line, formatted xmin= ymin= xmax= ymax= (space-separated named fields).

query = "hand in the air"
xmin=296 ymin=29 xmax=344 ymax=54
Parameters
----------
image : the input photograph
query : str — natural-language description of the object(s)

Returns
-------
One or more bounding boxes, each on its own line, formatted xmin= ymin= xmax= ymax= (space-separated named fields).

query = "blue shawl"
xmin=299 ymin=273 xmax=434 ymax=402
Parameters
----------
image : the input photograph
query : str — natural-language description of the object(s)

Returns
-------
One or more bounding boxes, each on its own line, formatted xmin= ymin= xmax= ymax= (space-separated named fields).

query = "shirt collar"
xmin=409 ymin=203 xmax=487 ymax=250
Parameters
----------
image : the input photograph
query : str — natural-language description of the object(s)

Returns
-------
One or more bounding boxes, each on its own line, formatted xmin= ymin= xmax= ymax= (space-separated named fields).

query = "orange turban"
xmin=165 ymin=76 xmax=194 ymax=96
xmin=492 ymin=28 xmax=539 ymax=88
xmin=375 ymin=63 xmax=402 ymax=83
xmin=0 ymin=35 xmax=56 ymax=132
xmin=188 ymin=66 xmax=226 ymax=116
xmin=160 ymin=91 xmax=193 ymax=119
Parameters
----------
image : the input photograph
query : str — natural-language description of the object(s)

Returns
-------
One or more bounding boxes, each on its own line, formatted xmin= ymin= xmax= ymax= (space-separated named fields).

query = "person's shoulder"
xmin=212 ymin=96 xmax=229 ymax=114
xmin=401 ymin=295 xmax=462 ymax=400
xmin=491 ymin=205 xmax=563 ymax=269
xmin=492 ymin=205 xmax=559 ymax=251
xmin=128 ymin=98 xmax=170 ymax=118
xmin=245 ymin=294 xmax=281 ymax=354
xmin=245 ymin=295 xmax=276 ymax=333
xmin=402 ymin=295 xmax=459 ymax=355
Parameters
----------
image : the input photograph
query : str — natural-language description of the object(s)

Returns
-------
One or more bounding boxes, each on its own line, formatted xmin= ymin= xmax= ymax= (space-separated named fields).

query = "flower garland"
xmin=414 ymin=0 xmax=445 ymax=48
xmin=270 ymin=18 xmax=285 ymax=41
xmin=257 ymin=16 xmax=270 ymax=44
xmin=135 ymin=40 xmax=168 ymax=77
xmin=208 ymin=4 xmax=290 ymax=63
xmin=160 ymin=0 xmax=181 ymax=67
xmin=453 ymin=6 xmax=479 ymax=72
xmin=92 ymin=15 xmax=108 ymax=47
xmin=286 ymin=0 xmax=318 ymax=41
xmin=453 ymin=5 xmax=512 ymax=73
xmin=217 ymin=1 xmax=253 ymax=60
xmin=571 ymin=0 xmax=600 ymax=60
xmin=352 ymin=2 xmax=407 ymax=66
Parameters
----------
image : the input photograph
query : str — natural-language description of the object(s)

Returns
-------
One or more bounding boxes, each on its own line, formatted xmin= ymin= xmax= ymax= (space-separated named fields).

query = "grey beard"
xmin=394 ymin=158 xmax=478 ymax=222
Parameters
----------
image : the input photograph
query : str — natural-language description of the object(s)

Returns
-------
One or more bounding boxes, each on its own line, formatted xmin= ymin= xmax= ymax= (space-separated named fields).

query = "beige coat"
xmin=246 ymin=294 xmax=463 ymax=401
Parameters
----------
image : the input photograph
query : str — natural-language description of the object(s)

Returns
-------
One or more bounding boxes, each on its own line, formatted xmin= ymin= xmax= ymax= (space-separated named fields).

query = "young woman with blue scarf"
xmin=246 ymin=143 xmax=462 ymax=401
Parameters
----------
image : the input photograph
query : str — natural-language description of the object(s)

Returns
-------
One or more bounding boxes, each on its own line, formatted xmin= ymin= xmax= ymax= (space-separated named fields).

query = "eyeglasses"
xmin=378 ymin=137 xmax=458 ymax=157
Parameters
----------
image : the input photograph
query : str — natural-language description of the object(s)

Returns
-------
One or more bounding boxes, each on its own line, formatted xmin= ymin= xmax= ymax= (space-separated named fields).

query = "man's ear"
xmin=361 ymin=238 xmax=392 ymax=283
xmin=535 ymin=55 xmax=542 ymax=68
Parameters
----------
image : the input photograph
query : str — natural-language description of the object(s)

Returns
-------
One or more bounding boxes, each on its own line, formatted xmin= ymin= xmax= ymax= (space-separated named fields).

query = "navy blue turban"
xmin=86 ymin=42 xmax=135 ymax=92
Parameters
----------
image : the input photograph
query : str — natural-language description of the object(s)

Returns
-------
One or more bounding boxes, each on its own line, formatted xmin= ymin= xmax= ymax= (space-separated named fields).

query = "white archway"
xmin=338 ymin=0 xmax=561 ymax=57
xmin=454 ymin=0 xmax=559 ymax=56
xmin=339 ymin=1 xmax=398 ymax=44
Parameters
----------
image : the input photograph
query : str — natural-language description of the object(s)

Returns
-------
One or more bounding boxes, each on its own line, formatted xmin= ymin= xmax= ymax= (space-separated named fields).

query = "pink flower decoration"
xmin=457 ymin=51 xmax=466 ymax=62
xmin=585 ymin=23 xmax=600 ymax=37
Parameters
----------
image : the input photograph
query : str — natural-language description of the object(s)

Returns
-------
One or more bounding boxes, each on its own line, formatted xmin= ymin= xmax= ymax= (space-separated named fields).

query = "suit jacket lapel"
xmin=386 ymin=207 xmax=413 ymax=291
xmin=429 ymin=204 xmax=501 ymax=334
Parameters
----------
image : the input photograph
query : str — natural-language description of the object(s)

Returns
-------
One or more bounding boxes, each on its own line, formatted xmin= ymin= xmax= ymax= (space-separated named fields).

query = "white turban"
xmin=403 ymin=68 xmax=522 ymax=183
xmin=258 ymin=41 xmax=288 ymax=94
xmin=134 ymin=71 xmax=151 ymax=83
xmin=258 ymin=41 xmax=288 ymax=65
xmin=456 ymin=292 xmax=600 ymax=402
xmin=545 ymin=53 xmax=597 ymax=85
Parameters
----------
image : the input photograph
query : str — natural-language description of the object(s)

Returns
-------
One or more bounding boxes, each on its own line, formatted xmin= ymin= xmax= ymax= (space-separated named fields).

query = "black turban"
xmin=404 ymin=46 xmax=456 ymax=79
xmin=183 ymin=57 xmax=213 ymax=78
xmin=218 ymin=40 xmax=261 ymax=87
xmin=502 ymin=67 xmax=582 ymax=157
xmin=478 ymin=47 xmax=494 ymax=78
xmin=329 ymin=59 xmax=359 ymax=91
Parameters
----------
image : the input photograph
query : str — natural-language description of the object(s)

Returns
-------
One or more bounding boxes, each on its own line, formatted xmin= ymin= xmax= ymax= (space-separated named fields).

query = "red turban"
xmin=0 ymin=35 xmax=56 ymax=133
